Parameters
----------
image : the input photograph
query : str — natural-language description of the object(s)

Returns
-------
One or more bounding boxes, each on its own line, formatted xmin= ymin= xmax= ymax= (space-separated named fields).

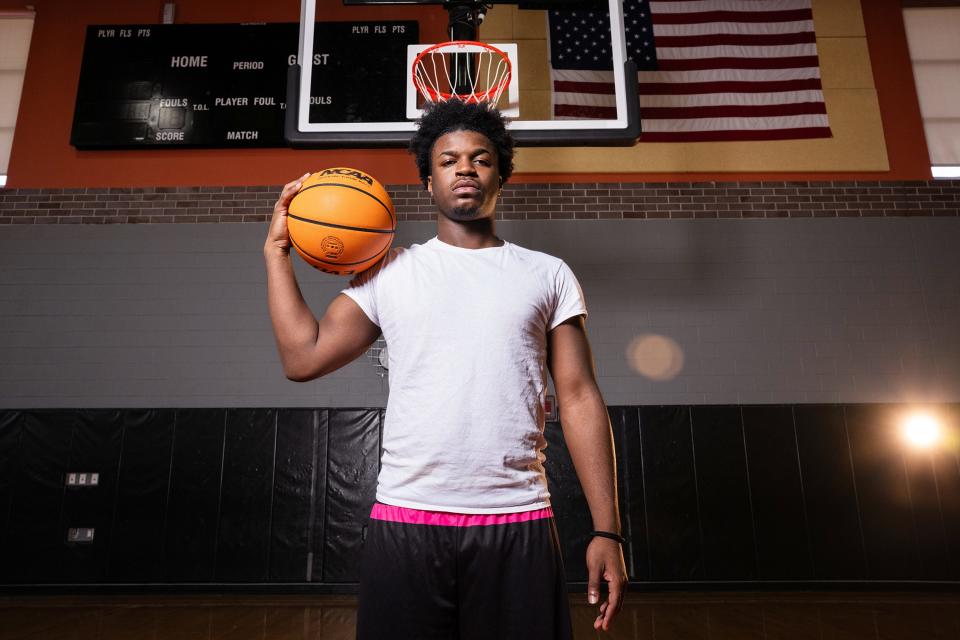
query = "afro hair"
xmin=409 ymin=100 xmax=515 ymax=189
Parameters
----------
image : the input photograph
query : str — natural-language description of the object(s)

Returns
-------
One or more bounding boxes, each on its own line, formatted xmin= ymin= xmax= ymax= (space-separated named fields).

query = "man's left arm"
xmin=547 ymin=315 xmax=628 ymax=632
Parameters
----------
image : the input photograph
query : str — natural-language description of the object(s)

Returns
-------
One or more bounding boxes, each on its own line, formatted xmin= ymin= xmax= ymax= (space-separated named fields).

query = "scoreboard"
xmin=70 ymin=22 xmax=418 ymax=149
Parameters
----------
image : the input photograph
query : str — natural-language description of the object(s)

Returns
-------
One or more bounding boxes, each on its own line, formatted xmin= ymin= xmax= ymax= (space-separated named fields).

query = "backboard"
xmin=285 ymin=0 xmax=639 ymax=147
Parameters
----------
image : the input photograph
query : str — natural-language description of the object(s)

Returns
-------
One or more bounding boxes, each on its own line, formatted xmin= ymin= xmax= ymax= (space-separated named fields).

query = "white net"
xmin=412 ymin=41 xmax=511 ymax=107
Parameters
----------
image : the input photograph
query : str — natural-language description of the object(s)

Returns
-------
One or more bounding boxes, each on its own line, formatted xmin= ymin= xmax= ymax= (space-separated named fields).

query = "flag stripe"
xmin=649 ymin=1 xmax=813 ymax=12
xmin=553 ymin=68 xmax=823 ymax=85
xmin=651 ymin=9 xmax=813 ymax=24
xmin=655 ymin=43 xmax=818 ymax=59
xmin=642 ymin=114 xmax=829 ymax=132
xmin=636 ymin=67 xmax=820 ymax=83
xmin=554 ymin=81 xmax=616 ymax=95
xmin=640 ymin=102 xmax=827 ymax=119
xmin=638 ymin=79 xmax=825 ymax=95
xmin=653 ymin=20 xmax=814 ymax=36
xmin=654 ymin=32 xmax=816 ymax=47
xmin=555 ymin=78 xmax=827 ymax=96
xmin=640 ymin=127 xmax=832 ymax=141
xmin=656 ymin=55 xmax=822 ymax=71
xmin=640 ymin=89 xmax=828 ymax=107
xmin=555 ymin=92 xmax=619 ymax=107
xmin=549 ymin=0 xmax=831 ymax=142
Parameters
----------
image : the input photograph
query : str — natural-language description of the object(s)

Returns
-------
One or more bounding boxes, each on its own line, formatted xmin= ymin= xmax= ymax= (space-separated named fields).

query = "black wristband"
xmin=590 ymin=530 xmax=626 ymax=544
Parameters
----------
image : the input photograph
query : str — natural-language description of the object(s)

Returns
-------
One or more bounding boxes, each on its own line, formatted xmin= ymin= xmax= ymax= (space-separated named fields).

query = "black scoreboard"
xmin=70 ymin=22 xmax=418 ymax=149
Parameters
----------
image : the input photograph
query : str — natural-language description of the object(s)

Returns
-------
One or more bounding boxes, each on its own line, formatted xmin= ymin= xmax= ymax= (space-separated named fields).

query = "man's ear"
xmin=427 ymin=176 xmax=433 ymax=195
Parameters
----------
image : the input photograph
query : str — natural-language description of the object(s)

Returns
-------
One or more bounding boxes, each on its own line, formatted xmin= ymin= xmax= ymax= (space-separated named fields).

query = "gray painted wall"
xmin=1 ymin=218 xmax=958 ymax=408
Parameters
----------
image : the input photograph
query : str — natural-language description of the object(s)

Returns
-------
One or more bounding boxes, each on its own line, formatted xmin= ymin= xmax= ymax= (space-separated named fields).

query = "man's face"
xmin=427 ymin=128 xmax=501 ymax=223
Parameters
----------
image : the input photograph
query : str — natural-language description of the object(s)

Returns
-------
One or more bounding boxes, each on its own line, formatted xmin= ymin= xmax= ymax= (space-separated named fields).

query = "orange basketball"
xmin=286 ymin=167 xmax=396 ymax=276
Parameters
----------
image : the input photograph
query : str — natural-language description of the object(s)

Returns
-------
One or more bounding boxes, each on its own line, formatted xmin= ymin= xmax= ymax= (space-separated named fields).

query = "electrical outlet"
xmin=66 ymin=472 xmax=99 ymax=487
xmin=67 ymin=528 xmax=95 ymax=543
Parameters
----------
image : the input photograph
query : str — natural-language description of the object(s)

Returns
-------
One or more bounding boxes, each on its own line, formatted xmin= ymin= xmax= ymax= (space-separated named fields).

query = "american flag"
xmin=548 ymin=0 xmax=832 ymax=142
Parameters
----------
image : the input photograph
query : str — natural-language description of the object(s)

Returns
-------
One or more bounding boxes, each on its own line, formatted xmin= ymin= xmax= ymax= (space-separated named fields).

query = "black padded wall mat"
xmin=164 ymin=409 xmax=226 ymax=582
xmin=934 ymin=405 xmax=960 ymax=580
xmin=215 ymin=409 xmax=277 ymax=582
xmin=308 ymin=411 xmax=330 ymax=584
xmin=904 ymin=441 xmax=951 ymax=581
xmin=609 ymin=407 xmax=648 ymax=582
xmin=322 ymin=410 xmax=380 ymax=584
xmin=1 ymin=404 xmax=959 ymax=589
xmin=8 ymin=411 xmax=74 ymax=583
xmin=845 ymin=405 xmax=918 ymax=580
xmin=690 ymin=406 xmax=756 ymax=581
xmin=108 ymin=410 xmax=176 ymax=582
xmin=639 ymin=406 xmax=703 ymax=582
xmin=741 ymin=406 xmax=814 ymax=580
xmin=793 ymin=405 xmax=865 ymax=580
xmin=0 ymin=411 xmax=20 ymax=571
xmin=544 ymin=418 xmax=591 ymax=583
xmin=59 ymin=410 xmax=124 ymax=583
xmin=269 ymin=409 xmax=319 ymax=582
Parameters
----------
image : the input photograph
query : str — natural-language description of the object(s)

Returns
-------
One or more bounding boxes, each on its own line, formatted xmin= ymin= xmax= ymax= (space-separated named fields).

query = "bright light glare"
xmin=0 ymin=175 xmax=6 ymax=187
xmin=902 ymin=413 xmax=942 ymax=449
xmin=932 ymin=166 xmax=960 ymax=179
xmin=626 ymin=334 xmax=684 ymax=381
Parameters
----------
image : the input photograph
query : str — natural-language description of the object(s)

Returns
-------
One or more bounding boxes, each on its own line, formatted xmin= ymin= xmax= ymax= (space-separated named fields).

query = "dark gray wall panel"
xmin=164 ymin=409 xmax=226 ymax=582
xmin=4 ymin=219 xmax=960 ymax=410
xmin=639 ymin=406 xmax=703 ymax=581
xmin=794 ymin=405 xmax=865 ymax=579
xmin=216 ymin=409 xmax=277 ymax=582
xmin=690 ymin=406 xmax=756 ymax=581
xmin=322 ymin=409 xmax=381 ymax=583
xmin=270 ymin=409 xmax=318 ymax=582
xmin=742 ymin=406 xmax=813 ymax=580
xmin=108 ymin=410 xmax=175 ymax=581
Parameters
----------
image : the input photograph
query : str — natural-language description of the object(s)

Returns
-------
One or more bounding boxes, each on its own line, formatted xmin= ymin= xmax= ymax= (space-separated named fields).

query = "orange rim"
xmin=412 ymin=40 xmax=512 ymax=103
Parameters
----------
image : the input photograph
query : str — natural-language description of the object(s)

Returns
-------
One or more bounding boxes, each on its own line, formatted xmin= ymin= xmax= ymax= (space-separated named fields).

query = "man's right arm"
xmin=265 ymin=174 xmax=382 ymax=382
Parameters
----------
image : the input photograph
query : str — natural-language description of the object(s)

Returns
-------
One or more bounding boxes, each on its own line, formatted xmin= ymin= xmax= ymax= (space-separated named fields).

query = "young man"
xmin=264 ymin=100 xmax=626 ymax=638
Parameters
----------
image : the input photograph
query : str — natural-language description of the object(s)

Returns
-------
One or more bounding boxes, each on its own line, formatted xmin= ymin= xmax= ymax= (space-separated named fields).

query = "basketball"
xmin=286 ymin=167 xmax=396 ymax=276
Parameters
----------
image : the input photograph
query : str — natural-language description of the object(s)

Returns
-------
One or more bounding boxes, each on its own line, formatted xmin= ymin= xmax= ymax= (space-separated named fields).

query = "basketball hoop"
xmin=412 ymin=40 xmax=512 ymax=107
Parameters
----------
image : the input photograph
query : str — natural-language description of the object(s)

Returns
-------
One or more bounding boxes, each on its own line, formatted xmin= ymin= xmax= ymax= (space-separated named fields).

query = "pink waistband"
xmin=370 ymin=503 xmax=554 ymax=527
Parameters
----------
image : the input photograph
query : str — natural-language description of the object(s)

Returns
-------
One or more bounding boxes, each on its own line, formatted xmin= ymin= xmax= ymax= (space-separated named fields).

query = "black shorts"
xmin=357 ymin=503 xmax=573 ymax=640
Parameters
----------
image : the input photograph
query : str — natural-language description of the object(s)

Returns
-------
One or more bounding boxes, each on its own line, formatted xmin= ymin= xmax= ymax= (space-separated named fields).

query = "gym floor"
xmin=1 ymin=591 xmax=957 ymax=639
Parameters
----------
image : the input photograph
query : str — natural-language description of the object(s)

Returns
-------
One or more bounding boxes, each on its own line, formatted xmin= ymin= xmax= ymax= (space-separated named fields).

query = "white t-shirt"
xmin=341 ymin=236 xmax=587 ymax=514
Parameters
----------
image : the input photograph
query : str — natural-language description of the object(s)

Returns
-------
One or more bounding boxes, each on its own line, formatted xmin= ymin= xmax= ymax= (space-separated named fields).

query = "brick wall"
xmin=2 ymin=180 xmax=958 ymax=224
